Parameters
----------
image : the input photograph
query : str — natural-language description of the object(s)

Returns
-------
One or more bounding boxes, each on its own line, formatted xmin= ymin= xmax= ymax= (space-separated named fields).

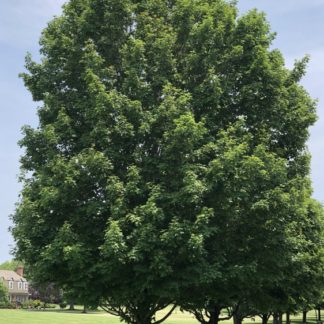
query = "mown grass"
xmin=0 ymin=309 xmax=117 ymax=324
xmin=0 ymin=308 xmax=319 ymax=324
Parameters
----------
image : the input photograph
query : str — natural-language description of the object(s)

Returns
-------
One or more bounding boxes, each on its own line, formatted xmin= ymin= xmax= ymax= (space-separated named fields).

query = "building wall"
xmin=8 ymin=294 xmax=28 ymax=303
xmin=4 ymin=279 xmax=28 ymax=294
xmin=0 ymin=278 xmax=29 ymax=302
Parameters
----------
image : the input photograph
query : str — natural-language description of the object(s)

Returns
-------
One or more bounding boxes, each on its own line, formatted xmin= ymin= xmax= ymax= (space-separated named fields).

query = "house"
xmin=0 ymin=266 xmax=29 ymax=303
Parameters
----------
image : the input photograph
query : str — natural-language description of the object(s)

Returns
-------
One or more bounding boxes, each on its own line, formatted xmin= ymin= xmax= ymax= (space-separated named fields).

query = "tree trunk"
xmin=209 ymin=306 xmax=221 ymax=324
xmin=302 ymin=310 xmax=307 ymax=324
xmin=278 ymin=312 xmax=283 ymax=324
xmin=286 ymin=312 xmax=290 ymax=324
xmin=134 ymin=314 xmax=151 ymax=324
xmin=273 ymin=313 xmax=279 ymax=324
xmin=82 ymin=305 xmax=87 ymax=314
xmin=69 ymin=302 xmax=75 ymax=310
xmin=233 ymin=314 xmax=242 ymax=324
xmin=262 ymin=314 xmax=269 ymax=324
xmin=318 ymin=308 xmax=321 ymax=322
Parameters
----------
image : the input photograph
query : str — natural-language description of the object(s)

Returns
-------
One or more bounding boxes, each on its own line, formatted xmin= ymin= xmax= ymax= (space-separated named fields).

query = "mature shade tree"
xmin=12 ymin=0 xmax=323 ymax=324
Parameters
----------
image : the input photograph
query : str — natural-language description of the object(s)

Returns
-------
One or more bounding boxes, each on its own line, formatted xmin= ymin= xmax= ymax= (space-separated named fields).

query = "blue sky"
xmin=0 ymin=0 xmax=323 ymax=263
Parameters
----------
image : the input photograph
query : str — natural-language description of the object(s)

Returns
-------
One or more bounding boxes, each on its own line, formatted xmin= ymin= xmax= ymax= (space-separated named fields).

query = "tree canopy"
xmin=12 ymin=1 xmax=323 ymax=324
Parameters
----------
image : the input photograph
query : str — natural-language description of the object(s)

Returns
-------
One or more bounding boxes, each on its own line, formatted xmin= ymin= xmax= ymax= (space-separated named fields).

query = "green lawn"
xmin=0 ymin=308 xmax=319 ymax=324
xmin=0 ymin=309 xmax=117 ymax=324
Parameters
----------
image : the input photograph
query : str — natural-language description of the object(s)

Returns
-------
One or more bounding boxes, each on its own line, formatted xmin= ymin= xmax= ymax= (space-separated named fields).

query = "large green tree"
xmin=12 ymin=1 xmax=323 ymax=324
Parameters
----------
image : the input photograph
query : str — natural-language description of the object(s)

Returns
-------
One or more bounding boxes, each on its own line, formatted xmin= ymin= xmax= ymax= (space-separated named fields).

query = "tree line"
xmin=11 ymin=1 xmax=324 ymax=324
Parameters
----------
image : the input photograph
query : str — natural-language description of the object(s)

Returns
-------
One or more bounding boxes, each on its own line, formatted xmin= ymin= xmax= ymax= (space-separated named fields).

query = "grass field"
xmin=0 ymin=308 xmax=319 ymax=324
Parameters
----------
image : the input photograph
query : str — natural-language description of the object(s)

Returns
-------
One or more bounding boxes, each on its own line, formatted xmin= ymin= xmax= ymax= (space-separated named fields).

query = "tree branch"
xmin=154 ymin=304 xmax=177 ymax=324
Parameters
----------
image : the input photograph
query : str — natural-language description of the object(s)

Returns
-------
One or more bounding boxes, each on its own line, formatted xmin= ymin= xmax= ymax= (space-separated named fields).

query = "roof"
xmin=0 ymin=270 xmax=27 ymax=282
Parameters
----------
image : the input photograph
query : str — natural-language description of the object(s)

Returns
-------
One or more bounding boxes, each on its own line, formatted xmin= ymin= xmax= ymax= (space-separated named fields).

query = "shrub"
xmin=32 ymin=299 xmax=42 ymax=308
xmin=0 ymin=301 xmax=12 ymax=309
xmin=44 ymin=303 xmax=56 ymax=309
xmin=22 ymin=300 xmax=35 ymax=309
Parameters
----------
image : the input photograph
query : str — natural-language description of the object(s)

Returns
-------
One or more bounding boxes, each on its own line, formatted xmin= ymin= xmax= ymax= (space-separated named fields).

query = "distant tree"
xmin=0 ymin=260 xmax=22 ymax=271
xmin=0 ymin=282 xmax=9 ymax=306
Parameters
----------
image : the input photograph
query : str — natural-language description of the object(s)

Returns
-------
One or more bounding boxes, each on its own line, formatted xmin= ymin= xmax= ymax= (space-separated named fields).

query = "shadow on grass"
xmin=22 ymin=308 xmax=106 ymax=315
xmin=243 ymin=315 xmax=319 ymax=324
